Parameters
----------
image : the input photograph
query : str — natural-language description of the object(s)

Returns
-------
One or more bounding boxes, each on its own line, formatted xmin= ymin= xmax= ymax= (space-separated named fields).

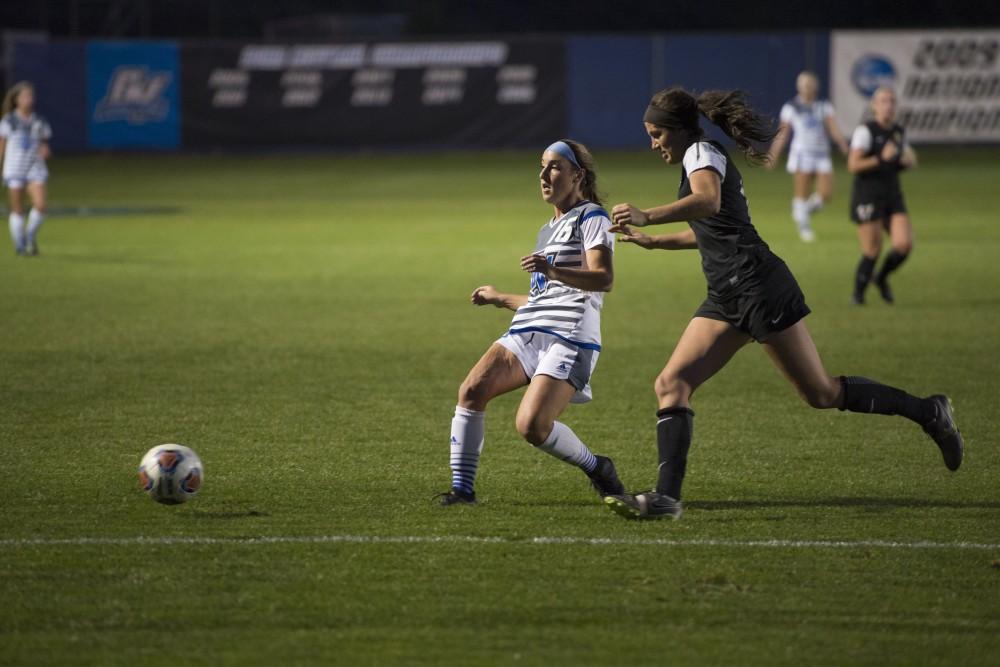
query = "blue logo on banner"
xmin=851 ymin=55 xmax=896 ymax=97
xmin=87 ymin=42 xmax=179 ymax=149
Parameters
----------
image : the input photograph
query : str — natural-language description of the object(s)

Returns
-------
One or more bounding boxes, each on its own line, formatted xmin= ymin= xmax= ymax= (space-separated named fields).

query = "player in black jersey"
xmin=847 ymin=87 xmax=917 ymax=304
xmin=602 ymin=87 xmax=962 ymax=520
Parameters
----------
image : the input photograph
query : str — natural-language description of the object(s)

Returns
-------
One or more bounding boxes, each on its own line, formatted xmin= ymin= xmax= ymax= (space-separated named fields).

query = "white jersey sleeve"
xmin=39 ymin=118 xmax=52 ymax=141
xmin=820 ymin=100 xmax=835 ymax=119
xmin=0 ymin=117 xmax=11 ymax=139
xmin=683 ymin=142 xmax=727 ymax=180
xmin=850 ymin=125 xmax=872 ymax=152
xmin=580 ymin=209 xmax=614 ymax=252
xmin=779 ymin=103 xmax=795 ymax=125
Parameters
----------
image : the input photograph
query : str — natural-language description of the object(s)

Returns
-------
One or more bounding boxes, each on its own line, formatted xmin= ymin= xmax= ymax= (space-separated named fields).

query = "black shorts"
xmin=693 ymin=260 xmax=811 ymax=343
xmin=850 ymin=190 xmax=907 ymax=225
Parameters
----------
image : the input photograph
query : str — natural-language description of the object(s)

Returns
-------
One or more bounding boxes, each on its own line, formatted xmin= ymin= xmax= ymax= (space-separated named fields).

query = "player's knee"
xmin=799 ymin=378 xmax=841 ymax=410
xmin=515 ymin=411 xmax=550 ymax=446
xmin=654 ymin=372 xmax=690 ymax=406
xmin=894 ymin=240 xmax=912 ymax=255
xmin=457 ymin=376 xmax=490 ymax=410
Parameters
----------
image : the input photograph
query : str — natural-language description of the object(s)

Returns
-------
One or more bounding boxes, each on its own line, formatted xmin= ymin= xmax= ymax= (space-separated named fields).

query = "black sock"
xmin=876 ymin=250 xmax=909 ymax=283
xmin=854 ymin=256 xmax=877 ymax=296
xmin=839 ymin=376 xmax=932 ymax=425
xmin=655 ymin=407 xmax=694 ymax=500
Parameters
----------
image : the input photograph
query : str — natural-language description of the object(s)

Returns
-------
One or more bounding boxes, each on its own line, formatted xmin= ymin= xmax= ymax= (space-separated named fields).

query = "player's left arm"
xmin=521 ymin=245 xmax=613 ymax=293
xmin=611 ymin=168 xmax=721 ymax=229
xmin=0 ymin=137 xmax=5 ymax=172
xmin=824 ymin=116 xmax=849 ymax=155
xmin=39 ymin=140 xmax=51 ymax=161
xmin=899 ymin=142 xmax=917 ymax=170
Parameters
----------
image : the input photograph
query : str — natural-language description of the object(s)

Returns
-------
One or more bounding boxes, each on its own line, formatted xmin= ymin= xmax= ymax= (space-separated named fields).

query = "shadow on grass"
xmin=188 ymin=508 xmax=270 ymax=520
xmin=692 ymin=497 xmax=1000 ymax=511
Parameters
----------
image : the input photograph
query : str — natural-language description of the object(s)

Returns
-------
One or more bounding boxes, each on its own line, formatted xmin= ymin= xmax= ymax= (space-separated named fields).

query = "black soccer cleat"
xmin=436 ymin=489 xmax=477 ymax=506
xmin=604 ymin=491 xmax=683 ymax=520
xmin=874 ymin=277 xmax=894 ymax=304
xmin=922 ymin=395 xmax=963 ymax=471
xmin=587 ymin=455 xmax=625 ymax=497
xmin=851 ymin=291 xmax=865 ymax=306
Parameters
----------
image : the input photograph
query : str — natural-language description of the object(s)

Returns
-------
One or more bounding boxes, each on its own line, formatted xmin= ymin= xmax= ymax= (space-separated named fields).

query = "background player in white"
xmin=767 ymin=71 xmax=848 ymax=242
xmin=437 ymin=140 xmax=624 ymax=506
xmin=0 ymin=81 xmax=51 ymax=256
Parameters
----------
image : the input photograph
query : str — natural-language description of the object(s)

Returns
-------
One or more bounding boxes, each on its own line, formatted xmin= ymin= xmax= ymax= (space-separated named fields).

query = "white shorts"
xmin=497 ymin=330 xmax=600 ymax=404
xmin=3 ymin=161 xmax=48 ymax=189
xmin=786 ymin=151 xmax=832 ymax=175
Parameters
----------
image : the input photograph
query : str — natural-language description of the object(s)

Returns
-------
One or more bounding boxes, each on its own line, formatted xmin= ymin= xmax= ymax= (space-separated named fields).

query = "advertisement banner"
xmin=87 ymin=41 xmax=180 ymax=149
xmin=832 ymin=30 xmax=1000 ymax=143
xmin=181 ymin=39 xmax=564 ymax=149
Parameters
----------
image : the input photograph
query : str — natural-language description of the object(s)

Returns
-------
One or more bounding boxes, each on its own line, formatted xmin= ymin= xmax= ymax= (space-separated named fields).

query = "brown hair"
xmin=561 ymin=139 xmax=605 ymax=207
xmin=646 ymin=86 xmax=777 ymax=165
xmin=2 ymin=81 xmax=33 ymax=117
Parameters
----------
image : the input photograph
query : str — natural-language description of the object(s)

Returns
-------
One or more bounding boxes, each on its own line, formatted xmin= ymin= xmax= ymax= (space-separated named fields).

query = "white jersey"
xmin=507 ymin=201 xmax=614 ymax=350
xmin=0 ymin=112 xmax=51 ymax=183
xmin=779 ymin=97 xmax=834 ymax=157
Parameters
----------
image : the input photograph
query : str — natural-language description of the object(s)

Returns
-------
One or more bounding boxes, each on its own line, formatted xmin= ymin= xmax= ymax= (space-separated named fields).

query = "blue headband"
xmin=545 ymin=141 xmax=581 ymax=169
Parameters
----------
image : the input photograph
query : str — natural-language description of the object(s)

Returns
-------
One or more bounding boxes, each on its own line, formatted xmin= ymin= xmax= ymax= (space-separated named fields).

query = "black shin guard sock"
xmin=876 ymin=250 xmax=909 ymax=283
xmin=839 ymin=376 xmax=931 ymax=425
xmin=655 ymin=407 xmax=695 ymax=500
xmin=854 ymin=256 xmax=877 ymax=296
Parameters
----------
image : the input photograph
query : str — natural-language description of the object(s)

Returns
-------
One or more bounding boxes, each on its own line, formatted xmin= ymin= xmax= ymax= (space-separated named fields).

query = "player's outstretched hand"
xmin=471 ymin=285 xmax=501 ymax=306
xmin=614 ymin=225 xmax=656 ymax=249
xmin=520 ymin=254 xmax=551 ymax=276
xmin=611 ymin=203 xmax=649 ymax=228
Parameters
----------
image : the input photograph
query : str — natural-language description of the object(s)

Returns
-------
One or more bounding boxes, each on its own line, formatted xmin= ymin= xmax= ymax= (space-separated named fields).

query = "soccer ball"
xmin=138 ymin=444 xmax=204 ymax=505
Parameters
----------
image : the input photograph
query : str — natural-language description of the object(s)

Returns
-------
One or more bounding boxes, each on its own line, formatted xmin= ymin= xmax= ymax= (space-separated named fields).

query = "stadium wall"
xmin=11 ymin=30 xmax=999 ymax=151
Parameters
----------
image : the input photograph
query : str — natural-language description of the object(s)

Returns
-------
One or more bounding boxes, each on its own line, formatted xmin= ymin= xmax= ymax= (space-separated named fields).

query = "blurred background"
xmin=3 ymin=0 xmax=1000 ymax=153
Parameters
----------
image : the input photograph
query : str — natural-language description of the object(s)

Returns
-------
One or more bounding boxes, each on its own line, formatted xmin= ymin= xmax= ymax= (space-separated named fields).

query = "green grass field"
xmin=1 ymin=148 xmax=998 ymax=665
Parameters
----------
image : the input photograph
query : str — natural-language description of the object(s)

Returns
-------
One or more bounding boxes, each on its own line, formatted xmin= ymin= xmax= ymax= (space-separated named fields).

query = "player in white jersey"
xmin=767 ymin=72 xmax=848 ymax=242
xmin=0 ymin=82 xmax=51 ymax=256
xmin=437 ymin=140 xmax=624 ymax=506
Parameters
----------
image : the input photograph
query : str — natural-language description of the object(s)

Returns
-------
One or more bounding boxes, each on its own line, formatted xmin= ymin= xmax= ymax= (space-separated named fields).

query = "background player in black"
xmin=604 ymin=86 xmax=962 ymax=520
xmin=847 ymin=86 xmax=917 ymax=304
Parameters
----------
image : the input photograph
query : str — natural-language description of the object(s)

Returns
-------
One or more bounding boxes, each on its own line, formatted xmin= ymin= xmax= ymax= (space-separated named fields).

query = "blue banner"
xmin=11 ymin=41 xmax=88 ymax=152
xmin=87 ymin=41 xmax=180 ymax=149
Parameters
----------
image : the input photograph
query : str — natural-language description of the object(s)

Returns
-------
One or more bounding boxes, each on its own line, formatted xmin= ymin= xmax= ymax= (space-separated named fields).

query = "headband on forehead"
xmin=544 ymin=141 xmax=581 ymax=169
xmin=643 ymin=105 xmax=683 ymax=128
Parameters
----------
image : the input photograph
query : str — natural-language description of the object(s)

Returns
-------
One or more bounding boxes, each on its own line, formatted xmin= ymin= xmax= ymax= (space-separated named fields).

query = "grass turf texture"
xmin=1 ymin=149 xmax=998 ymax=665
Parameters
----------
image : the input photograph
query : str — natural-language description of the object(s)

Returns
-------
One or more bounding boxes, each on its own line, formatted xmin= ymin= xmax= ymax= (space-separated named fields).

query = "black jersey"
xmin=678 ymin=140 xmax=778 ymax=298
xmin=850 ymin=121 xmax=907 ymax=198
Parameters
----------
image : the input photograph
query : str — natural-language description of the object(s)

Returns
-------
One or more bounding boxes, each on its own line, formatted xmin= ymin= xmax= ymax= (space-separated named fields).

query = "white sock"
xmin=806 ymin=192 xmax=824 ymax=213
xmin=8 ymin=212 xmax=25 ymax=250
xmin=792 ymin=198 xmax=812 ymax=233
xmin=449 ymin=406 xmax=485 ymax=494
xmin=27 ymin=209 xmax=43 ymax=244
xmin=535 ymin=421 xmax=598 ymax=473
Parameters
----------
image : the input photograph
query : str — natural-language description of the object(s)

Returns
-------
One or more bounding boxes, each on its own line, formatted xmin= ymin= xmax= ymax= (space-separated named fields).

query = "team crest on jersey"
xmin=529 ymin=254 xmax=556 ymax=295
xmin=95 ymin=66 xmax=172 ymax=124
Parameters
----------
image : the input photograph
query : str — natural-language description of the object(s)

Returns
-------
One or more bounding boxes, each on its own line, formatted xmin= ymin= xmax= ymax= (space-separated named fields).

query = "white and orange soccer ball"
xmin=138 ymin=444 xmax=203 ymax=504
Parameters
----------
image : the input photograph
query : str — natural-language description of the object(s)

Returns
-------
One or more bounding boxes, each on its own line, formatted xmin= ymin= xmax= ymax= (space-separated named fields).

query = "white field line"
xmin=0 ymin=535 xmax=998 ymax=550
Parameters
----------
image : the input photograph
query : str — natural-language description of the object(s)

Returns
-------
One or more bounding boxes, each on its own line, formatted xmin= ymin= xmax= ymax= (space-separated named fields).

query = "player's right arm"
xmin=470 ymin=285 xmax=529 ymax=311
xmin=765 ymin=122 xmax=791 ymax=169
xmin=846 ymin=126 xmax=882 ymax=174
xmin=616 ymin=226 xmax=697 ymax=250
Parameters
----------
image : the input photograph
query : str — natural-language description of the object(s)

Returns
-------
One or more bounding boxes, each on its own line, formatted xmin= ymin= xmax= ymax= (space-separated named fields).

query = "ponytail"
xmin=696 ymin=90 xmax=776 ymax=165
xmin=561 ymin=139 xmax=605 ymax=208
xmin=646 ymin=86 xmax=777 ymax=166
